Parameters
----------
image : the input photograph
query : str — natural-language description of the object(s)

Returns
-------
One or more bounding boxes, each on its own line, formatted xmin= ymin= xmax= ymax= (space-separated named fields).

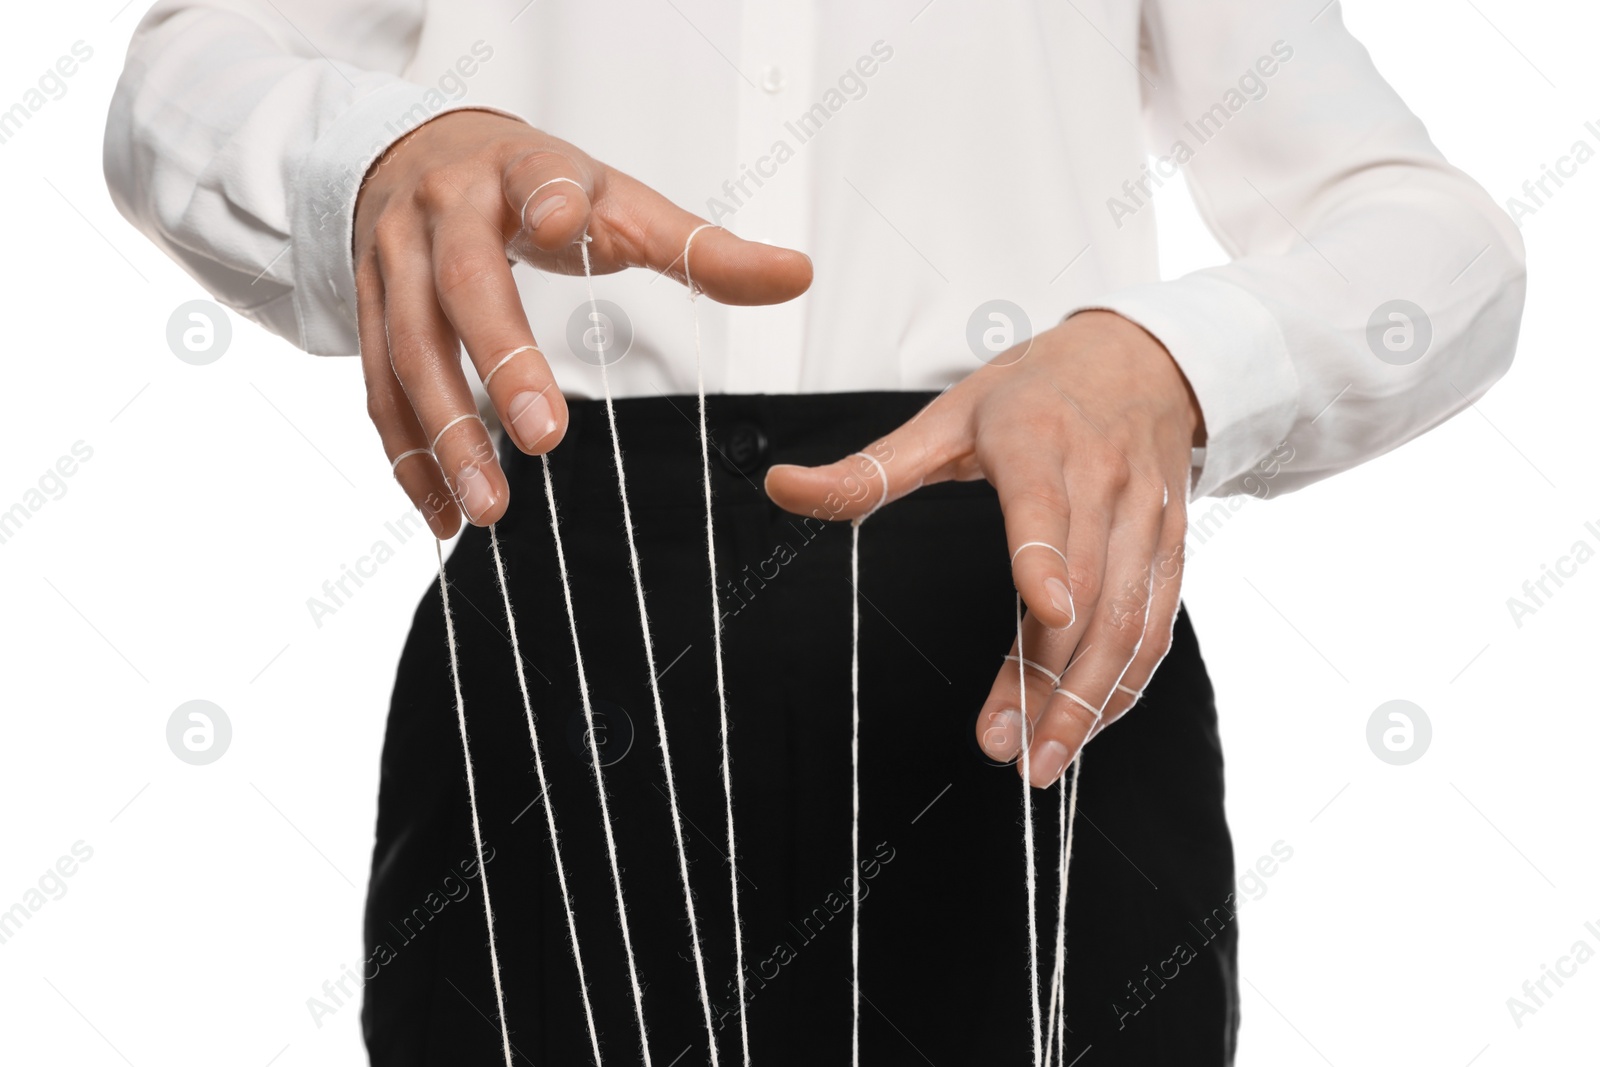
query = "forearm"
xmin=104 ymin=1 xmax=501 ymax=355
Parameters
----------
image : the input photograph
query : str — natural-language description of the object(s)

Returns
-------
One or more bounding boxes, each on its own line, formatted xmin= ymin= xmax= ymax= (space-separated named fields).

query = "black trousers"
xmin=362 ymin=392 xmax=1238 ymax=1066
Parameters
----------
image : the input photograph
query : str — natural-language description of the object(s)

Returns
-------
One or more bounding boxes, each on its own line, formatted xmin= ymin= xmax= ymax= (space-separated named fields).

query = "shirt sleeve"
xmin=1068 ymin=1 xmax=1526 ymax=500
xmin=103 ymin=1 xmax=519 ymax=357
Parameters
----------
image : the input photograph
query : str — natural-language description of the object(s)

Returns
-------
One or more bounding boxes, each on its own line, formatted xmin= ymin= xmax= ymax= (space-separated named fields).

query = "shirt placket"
xmin=724 ymin=0 xmax=815 ymax=393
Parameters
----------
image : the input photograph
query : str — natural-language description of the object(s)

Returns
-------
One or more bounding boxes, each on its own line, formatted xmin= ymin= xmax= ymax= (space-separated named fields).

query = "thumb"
xmin=764 ymin=397 xmax=966 ymax=522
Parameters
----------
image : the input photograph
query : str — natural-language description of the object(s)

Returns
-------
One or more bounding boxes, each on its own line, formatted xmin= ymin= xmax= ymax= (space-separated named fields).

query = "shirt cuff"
xmin=1063 ymin=275 xmax=1299 ymax=499
xmin=288 ymin=79 xmax=528 ymax=357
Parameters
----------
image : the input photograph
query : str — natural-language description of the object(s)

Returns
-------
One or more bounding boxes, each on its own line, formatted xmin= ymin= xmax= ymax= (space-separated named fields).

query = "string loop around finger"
xmin=682 ymin=223 xmax=719 ymax=295
xmin=1052 ymin=686 xmax=1104 ymax=726
xmin=430 ymin=412 xmax=485 ymax=452
xmin=482 ymin=345 xmax=539 ymax=388
xmin=517 ymin=175 xmax=586 ymax=234
xmin=1006 ymin=654 xmax=1062 ymax=684
xmin=850 ymin=451 xmax=890 ymax=528
xmin=390 ymin=447 xmax=432 ymax=473
xmin=1012 ymin=540 xmax=1069 ymax=568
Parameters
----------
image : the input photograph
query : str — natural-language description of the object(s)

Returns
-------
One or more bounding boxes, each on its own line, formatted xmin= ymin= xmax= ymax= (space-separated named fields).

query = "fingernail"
xmin=453 ymin=464 xmax=496 ymax=525
xmin=527 ymin=194 xmax=566 ymax=231
xmin=508 ymin=389 xmax=559 ymax=451
xmin=981 ymin=708 xmax=1024 ymax=762
xmin=1045 ymin=577 xmax=1075 ymax=626
xmin=1029 ymin=740 xmax=1070 ymax=789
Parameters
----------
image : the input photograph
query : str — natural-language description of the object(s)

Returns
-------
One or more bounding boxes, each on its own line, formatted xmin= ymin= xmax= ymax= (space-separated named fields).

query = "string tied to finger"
xmin=1006 ymin=654 xmax=1063 ymax=684
xmin=579 ymin=231 xmax=726 ymax=1067
xmin=486 ymin=523 xmax=606 ymax=1065
xmin=1017 ymin=592 xmax=1044 ymax=1067
xmin=850 ymin=450 xmax=890 ymax=528
xmin=538 ymin=454 xmax=655 ymax=1065
xmin=482 ymin=345 xmax=540 ymax=388
xmin=432 ymin=539 xmax=515 ymax=1067
xmin=1044 ymin=754 xmax=1083 ymax=1067
xmin=684 ymin=219 xmax=755 ymax=1067
xmin=517 ymin=175 xmax=587 ymax=235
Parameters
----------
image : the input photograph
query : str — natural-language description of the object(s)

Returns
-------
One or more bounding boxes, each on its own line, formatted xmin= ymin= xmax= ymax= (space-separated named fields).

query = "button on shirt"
xmin=104 ymin=0 xmax=1525 ymax=498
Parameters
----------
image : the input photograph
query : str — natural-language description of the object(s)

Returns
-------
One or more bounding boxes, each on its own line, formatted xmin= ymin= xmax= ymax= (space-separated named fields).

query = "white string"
xmin=483 ymin=345 xmax=539 ymax=387
xmin=538 ymin=455 xmax=655 ymax=1065
xmin=844 ymin=437 xmax=895 ymax=1061
xmin=486 ymin=523 xmax=605 ymax=1065
xmin=390 ymin=447 xmax=430 ymax=472
xmin=1017 ymin=592 xmax=1043 ymax=1067
xmin=433 ymin=539 xmax=515 ymax=1067
xmin=579 ymin=233 xmax=724 ymax=1067
xmin=853 ymin=451 xmax=890 ymax=514
xmin=1010 ymin=540 xmax=1069 ymax=568
xmin=1043 ymin=753 xmax=1082 ymax=1067
xmin=849 ymin=517 xmax=864 ymax=1067
xmin=1052 ymin=687 xmax=1101 ymax=724
xmin=435 ymin=228 xmax=1092 ymax=1067
xmin=1005 ymin=654 xmax=1061 ymax=683
xmin=518 ymin=175 xmax=587 ymax=232
xmin=845 ymin=441 xmax=893 ymax=1062
xmin=431 ymin=412 xmax=482 ymax=452
xmin=684 ymin=223 xmax=754 ymax=1067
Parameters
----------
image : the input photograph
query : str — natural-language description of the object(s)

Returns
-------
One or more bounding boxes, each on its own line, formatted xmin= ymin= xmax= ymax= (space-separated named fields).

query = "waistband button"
xmin=717 ymin=421 xmax=770 ymax=475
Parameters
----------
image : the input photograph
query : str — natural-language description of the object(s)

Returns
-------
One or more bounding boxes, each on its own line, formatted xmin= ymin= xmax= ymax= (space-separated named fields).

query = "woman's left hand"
xmin=764 ymin=310 xmax=1204 ymax=788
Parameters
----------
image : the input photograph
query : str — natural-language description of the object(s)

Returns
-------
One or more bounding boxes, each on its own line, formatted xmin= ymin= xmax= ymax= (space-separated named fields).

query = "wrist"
xmin=1066 ymin=310 xmax=1207 ymax=447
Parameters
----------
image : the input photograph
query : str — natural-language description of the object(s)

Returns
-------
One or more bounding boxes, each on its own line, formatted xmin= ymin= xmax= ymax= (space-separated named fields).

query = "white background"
xmin=1 ymin=2 xmax=1596 ymax=1065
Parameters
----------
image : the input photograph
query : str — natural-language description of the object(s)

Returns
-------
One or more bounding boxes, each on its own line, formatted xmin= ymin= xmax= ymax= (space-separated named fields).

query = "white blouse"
xmin=104 ymin=0 xmax=1525 ymax=498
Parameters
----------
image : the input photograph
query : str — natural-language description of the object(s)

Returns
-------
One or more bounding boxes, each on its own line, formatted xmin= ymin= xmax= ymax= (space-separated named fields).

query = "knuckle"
xmin=413 ymin=168 xmax=463 ymax=211
xmin=1073 ymin=445 xmax=1130 ymax=490
xmin=506 ymin=150 xmax=585 ymax=200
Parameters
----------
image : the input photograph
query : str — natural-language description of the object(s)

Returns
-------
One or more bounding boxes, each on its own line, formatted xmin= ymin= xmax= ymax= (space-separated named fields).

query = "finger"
xmin=430 ymin=202 xmax=568 ymax=455
xmin=502 ymin=148 xmax=599 ymax=254
xmin=356 ymin=254 xmax=458 ymax=539
xmin=377 ymin=224 xmax=507 ymax=527
xmin=764 ymin=392 xmax=970 ymax=522
xmin=588 ymin=170 xmax=812 ymax=304
xmin=974 ymin=606 xmax=1078 ymax=763
xmin=1026 ymin=488 xmax=1167 ymax=787
xmin=984 ymin=433 xmax=1080 ymax=631
xmin=1096 ymin=483 xmax=1188 ymax=733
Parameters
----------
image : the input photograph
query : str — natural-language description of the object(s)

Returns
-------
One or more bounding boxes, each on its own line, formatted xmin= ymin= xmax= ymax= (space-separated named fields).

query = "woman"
xmin=105 ymin=1 xmax=1524 ymax=1062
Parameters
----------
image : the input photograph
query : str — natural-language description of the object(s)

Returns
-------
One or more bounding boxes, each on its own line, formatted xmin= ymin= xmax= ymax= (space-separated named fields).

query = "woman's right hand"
xmin=353 ymin=110 xmax=813 ymax=537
